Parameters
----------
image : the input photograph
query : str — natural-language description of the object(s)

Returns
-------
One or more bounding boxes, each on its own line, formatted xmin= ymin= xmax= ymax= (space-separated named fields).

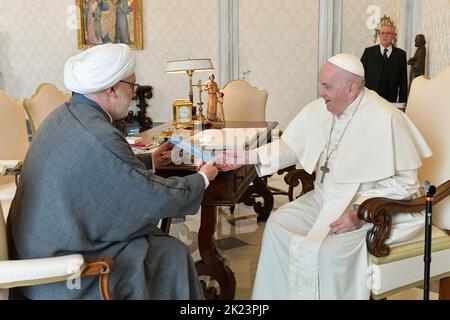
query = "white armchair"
xmin=0 ymin=205 xmax=114 ymax=300
xmin=1 ymin=90 xmax=114 ymax=300
xmin=219 ymin=80 xmax=294 ymax=207
xmin=0 ymin=91 xmax=29 ymax=217
xmin=357 ymin=65 xmax=450 ymax=299
xmin=221 ymin=80 xmax=268 ymax=122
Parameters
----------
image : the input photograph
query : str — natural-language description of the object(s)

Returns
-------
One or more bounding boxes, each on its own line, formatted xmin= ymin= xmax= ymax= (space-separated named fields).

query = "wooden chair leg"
xmin=439 ymin=276 xmax=450 ymax=300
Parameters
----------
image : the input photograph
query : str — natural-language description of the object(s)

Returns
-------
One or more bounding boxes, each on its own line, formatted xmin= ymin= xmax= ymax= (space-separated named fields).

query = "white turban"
xmin=64 ymin=43 xmax=136 ymax=94
xmin=327 ymin=53 xmax=365 ymax=77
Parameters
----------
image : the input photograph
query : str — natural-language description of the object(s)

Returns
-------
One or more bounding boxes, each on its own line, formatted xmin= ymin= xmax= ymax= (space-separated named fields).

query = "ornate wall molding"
xmin=318 ymin=0 xmax=342 ymax=88
xmin=218 ymin=0 xmax=239 ymax=87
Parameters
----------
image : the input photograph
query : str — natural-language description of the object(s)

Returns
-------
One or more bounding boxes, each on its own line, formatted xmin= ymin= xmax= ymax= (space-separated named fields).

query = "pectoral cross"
xmin=320 ymin=160 xmax=330 ymax=184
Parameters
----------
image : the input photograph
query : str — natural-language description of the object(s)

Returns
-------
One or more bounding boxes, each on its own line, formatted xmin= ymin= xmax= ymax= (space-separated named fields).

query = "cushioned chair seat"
xmin=370 ymin=226 xmax=450 ymax=299
xmin=0 ymin=180 xmax=16 ymax=201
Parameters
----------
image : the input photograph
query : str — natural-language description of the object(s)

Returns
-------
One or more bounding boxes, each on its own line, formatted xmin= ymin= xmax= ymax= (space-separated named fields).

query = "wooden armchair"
xmin=221 ymin=80 xmax=295 ymax=201
xmin=282 ymin=66 xmax=450 ymax=299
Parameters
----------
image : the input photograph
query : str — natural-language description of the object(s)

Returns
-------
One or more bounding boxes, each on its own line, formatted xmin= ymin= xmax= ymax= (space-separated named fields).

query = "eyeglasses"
xmin=119 ymin=80 xmax=140 ymax=93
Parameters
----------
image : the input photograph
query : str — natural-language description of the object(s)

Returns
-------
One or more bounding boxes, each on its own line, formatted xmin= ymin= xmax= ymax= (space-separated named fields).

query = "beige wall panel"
xmin=0 ymin=0 xmax=218 ymax=123
xmin=342 ymin=0 xmax=400 ymax=58
xmin=422 ymin=0 xmax=450 ymax=77
xmin=0 ymin=0 xmax=76 ymax=99
xmin=239 ymin=0 xmax=319 ymax=129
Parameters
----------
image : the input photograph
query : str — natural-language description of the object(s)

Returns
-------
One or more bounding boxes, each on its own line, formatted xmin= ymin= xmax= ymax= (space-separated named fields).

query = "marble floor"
xmin=169 ymin=172 xmax=440 ymax=300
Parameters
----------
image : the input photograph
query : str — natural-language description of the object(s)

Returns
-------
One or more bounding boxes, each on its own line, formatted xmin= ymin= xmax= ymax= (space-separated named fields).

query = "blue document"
xmin=169 ymin=137 xmax=217 ymax=163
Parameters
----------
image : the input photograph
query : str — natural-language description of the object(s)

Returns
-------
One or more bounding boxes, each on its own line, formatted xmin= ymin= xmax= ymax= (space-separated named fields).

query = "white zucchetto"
xmin=64 ymin=43 xmax=136 ymax=94
xmin=327 ymin=53 xmax=365 ymax=78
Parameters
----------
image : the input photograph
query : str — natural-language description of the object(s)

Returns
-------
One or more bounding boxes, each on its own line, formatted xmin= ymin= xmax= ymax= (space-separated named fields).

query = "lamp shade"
xmin=165 ymin=58 xmax=214 ymax=74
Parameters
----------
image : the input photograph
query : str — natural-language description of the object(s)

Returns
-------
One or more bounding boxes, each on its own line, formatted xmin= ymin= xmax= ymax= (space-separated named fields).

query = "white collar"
xmin=338 ymin=89 xmax=365 ymax=119
xmin=380 ymin=45 xmax=393 ymax=56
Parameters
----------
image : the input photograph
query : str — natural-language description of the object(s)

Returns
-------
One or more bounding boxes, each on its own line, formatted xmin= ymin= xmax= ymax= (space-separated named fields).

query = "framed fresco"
xmin=76 ymin=0 xmax=143 ymax=50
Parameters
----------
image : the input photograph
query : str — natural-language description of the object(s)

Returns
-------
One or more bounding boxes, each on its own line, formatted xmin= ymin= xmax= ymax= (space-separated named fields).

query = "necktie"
xmin=383 ymin=48 xmax=388 ymax=61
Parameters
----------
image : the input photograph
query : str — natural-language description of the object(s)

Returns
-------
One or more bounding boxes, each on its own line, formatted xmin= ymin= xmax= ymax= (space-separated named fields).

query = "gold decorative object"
xmin=193 ymin=79 xmax=206 ymax=122
xmin=165 ymin=58 xmax=214 ymax=104
xmin=76 ymin=0 xmax=144 ymax=50
xmin=172 ymin=99 xmax=193 ymax=127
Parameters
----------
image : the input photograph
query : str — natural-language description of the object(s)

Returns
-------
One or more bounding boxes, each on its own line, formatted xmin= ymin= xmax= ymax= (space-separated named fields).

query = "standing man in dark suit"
xmin=361 ymin=23 xmax=408 ymax=103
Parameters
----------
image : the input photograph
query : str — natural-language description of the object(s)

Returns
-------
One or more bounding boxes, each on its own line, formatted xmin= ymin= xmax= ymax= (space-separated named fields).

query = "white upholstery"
xmin=0 ymin=206 xmax=7 ymax=299
xmin=0 ymin=205 xmax=85 ymax=299
xmin=370 ymin=65 xmax=450 ymax=299
xmin=23 ymin=83 xmax=70 ymax=134
xmin=0 ymin=255 xmax=85 ymax=289
xmin=0 ymin=183 xmax=16 ymax=202
xmin=0 ymin=91 xmax=29 ymax=217
xmin=221 ymin=80 xmax=268 ymax=121
xmin=370 ymin=227 xmax=450 ymax=298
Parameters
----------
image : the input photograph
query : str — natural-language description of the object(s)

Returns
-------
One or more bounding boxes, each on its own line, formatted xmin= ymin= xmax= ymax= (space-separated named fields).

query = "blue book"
xmin=169 ymin=137 xmax=217 ymax=163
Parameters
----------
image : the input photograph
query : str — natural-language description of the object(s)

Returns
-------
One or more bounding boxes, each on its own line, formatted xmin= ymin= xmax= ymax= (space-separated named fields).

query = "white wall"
xmin=0 ymin=0 xmax=217 ymax=124
xmin=422 ymin=0 xmax=450 ymax=77
xmin=341 ymin=0 xmax=400 ymax=58
xmin=239 ymin=0 xmax=319 ymax=129
xmin=0 ymin=0 xmax=448 ymax=128
xmin=0 ymin=0 xmax=76 ymax=99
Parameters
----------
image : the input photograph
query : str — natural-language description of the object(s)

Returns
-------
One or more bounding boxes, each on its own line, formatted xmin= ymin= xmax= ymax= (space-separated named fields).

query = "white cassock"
xmin=251 ymin=89 xmax=432 ymax=300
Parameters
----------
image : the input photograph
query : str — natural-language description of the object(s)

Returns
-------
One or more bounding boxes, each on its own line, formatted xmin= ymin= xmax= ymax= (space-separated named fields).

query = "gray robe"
xmin=7 ymin=94 xmax=205 ymax=299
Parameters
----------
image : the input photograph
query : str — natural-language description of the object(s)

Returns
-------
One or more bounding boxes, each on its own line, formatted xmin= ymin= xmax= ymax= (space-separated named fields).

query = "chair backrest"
xmin=0 ymin=205 xmax=7 ymax=261
xmin=23 ymin=83 xmax=70 ymax=134
xmin=406 ymin=65 xmax=450 ymax=229
xmin=0 ymin=205 xmax=8 ymax=299
xmin=0 ymin=91 xmax=29 ymax=160
xmin=221 ymin=80 xmax=268 ymax=121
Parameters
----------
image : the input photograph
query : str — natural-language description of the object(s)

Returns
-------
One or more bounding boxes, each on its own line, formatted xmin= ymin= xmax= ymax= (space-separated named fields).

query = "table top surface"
xmin=138 ymin=121 xmax=277 ymax=171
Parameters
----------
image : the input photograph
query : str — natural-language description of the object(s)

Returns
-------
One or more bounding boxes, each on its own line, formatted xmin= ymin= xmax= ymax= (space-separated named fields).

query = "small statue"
xmin=204 ymin=73 xmax=220 ymax=121
xmin=408 ymin=34 xmax=426 ymax=91
xmin=216 ymin=92 xmax=225 ymax=122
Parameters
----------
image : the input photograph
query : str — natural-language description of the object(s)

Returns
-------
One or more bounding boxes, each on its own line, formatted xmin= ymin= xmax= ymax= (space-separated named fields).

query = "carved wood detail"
xmin=284 ymin=169 xmax=316 ymax=201
xmin=81 ymin=257 xmax=115 ymax=300
xmin=358 ymin=180 xmax=450 ymax=257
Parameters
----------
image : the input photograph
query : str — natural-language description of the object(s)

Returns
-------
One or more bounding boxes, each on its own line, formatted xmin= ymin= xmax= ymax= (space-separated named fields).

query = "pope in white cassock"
xmin=223 ymin=54 xmax=432 ymax=300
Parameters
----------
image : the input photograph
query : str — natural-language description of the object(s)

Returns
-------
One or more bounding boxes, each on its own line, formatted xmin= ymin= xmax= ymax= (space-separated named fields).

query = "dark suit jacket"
xmin=361 ymin=45 xmax=408 ymax=103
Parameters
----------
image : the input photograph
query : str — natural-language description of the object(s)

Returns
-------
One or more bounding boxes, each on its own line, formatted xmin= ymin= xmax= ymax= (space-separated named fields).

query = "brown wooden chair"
xmin=221 ymin=80 xmax=295 ymax=201
xmin=282 ymin=66 xmax=450 ymax=299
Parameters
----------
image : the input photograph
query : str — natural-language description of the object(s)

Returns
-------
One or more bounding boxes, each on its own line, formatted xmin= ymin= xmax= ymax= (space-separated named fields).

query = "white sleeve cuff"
xmin=198 ymin=172 xmax=210 ymax=189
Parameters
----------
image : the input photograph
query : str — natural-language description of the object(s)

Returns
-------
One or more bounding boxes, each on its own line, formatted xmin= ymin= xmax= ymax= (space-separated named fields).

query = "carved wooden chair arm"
xmin=357 ymin=180 xmax=450 ymax=257
xmin=284 ymin=169 xmax=316 ymax=201
xmin=81 ymin=257 xmax=115 ymax=300
xmin=3 ymin=162 xmax=23 ymax=187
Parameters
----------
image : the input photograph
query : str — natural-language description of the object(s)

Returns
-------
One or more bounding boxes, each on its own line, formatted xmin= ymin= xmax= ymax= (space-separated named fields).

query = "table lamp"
xmin=165 ymin=58 xmax=214 ymax=103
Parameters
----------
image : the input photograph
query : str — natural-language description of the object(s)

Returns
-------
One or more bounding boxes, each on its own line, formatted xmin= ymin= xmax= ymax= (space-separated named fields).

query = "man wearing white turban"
xmin=8 ymin=43 xmax=219 ymax=300
xmin=220 ymin=53 xmax=431 ymax=299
